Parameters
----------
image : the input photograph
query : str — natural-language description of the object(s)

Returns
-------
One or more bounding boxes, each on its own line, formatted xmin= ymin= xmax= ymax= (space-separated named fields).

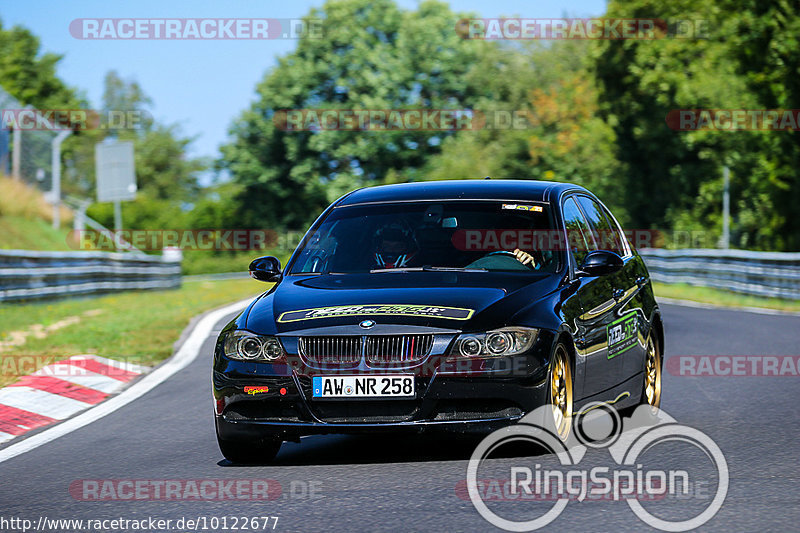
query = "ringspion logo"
xmin=466 ymin=405 xmax=728 ymax=531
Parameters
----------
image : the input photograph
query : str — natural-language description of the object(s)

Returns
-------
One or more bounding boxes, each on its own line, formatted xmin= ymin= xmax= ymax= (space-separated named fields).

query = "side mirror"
xmin=249 ymin=256 xmax=282 ymax=282
xmin=578 ymin=250 xmax=623 ymax=277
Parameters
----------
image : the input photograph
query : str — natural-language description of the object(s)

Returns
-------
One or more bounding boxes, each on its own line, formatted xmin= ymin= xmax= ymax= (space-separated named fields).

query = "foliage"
xmin=594 ymin=0 xmax=800 ymax=249
xmin=220 ymin=0 xmax=494 ymax=229
xmin=0 ymin=20 xmax=81 ymax=109
xmin=421 ymin=40 xmax=627 ymax=221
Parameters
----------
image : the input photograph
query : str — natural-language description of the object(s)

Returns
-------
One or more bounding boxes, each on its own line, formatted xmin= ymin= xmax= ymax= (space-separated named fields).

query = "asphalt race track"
xmin=0 ymin=302 xmax=798 ymax=532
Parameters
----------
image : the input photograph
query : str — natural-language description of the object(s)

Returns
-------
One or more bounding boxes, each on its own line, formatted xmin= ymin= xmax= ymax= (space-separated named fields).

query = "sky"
xmin=0 ymin=0 xmax=607 ymax=164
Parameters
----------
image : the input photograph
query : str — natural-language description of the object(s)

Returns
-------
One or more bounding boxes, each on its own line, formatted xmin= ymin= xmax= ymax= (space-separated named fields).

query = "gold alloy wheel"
xmin=643 ymin=336 xmax=662 ymax=407
xmin=550 ymin=345 xmax=573 ymax=441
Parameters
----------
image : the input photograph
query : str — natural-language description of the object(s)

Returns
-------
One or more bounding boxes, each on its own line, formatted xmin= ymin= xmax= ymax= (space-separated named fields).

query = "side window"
xmin=562 ymin=197 xmax=596 ymax=266
xmin=599 ymin=204 xmax=631 ymax=255
xmin=575 ymin=196 xmax=624 ymax=255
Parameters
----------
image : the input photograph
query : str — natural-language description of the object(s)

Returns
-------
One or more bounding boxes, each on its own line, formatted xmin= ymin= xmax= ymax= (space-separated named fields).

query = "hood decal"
xmin=277 ymin=304 xmax=474 ymax=323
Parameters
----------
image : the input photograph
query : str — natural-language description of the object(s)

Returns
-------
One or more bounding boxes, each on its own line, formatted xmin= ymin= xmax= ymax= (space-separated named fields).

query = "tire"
xmin=640 ymin=333 xmax=662 ymax=408
xmin=548 ymin=343 xmax=574 ymax=442
xmin=217 ymin=433 xmax=282 ymax=464
xmin=623 ymin=333 xmax=662 ymax=417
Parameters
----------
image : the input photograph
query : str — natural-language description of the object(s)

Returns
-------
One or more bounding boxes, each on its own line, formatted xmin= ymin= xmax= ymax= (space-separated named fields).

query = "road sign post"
xmin=51 ymin=131 xmax=72 ymax=229
xmin=95 ymin=141 xmax=136 ymax=245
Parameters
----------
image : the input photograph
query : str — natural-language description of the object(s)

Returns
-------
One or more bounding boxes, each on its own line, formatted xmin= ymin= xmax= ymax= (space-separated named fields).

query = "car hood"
xmin=244 ymin=271 xmax=560 ymax=333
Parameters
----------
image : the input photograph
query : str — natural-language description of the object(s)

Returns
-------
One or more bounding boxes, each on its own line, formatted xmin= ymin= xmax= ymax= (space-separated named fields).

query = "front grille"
xmin=298 ymin=334 xmax=435 ymax=365
xmin=299 ymin=336 xmax=361 ymax=364
xmin=365 ymin=334 xmax=434 ymax=364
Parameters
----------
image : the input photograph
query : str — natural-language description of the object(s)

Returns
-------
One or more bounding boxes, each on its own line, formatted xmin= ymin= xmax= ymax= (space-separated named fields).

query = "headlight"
xmin=223 ymin=331 xmax=285 ymax=361
xmin=451 ymin=327 xmax=538 ymax=357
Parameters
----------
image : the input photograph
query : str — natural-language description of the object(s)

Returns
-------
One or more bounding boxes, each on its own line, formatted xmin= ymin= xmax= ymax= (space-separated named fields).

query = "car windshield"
xmin=288 ymin=201 xmax=561 ymax=274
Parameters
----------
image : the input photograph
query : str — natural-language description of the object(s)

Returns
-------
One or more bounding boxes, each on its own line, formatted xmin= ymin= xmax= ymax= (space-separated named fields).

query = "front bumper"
xmin=213 ymin=330 xmax=555 ymax=440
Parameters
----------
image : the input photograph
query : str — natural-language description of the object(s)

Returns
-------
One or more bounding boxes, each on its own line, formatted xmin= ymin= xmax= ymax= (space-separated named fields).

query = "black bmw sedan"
xmin=213 ymin=179 xmax=663 ymax=463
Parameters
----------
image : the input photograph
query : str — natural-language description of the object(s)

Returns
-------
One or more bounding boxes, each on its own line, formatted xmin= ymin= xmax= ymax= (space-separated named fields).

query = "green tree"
xmin=421 ymin=40 xmax=626 ymax=221
xmin=594 ymin=0 xmax=741 ymax=233
xmin=220 ymin=0 xmax=494 ymax=229
xmin=595 ymin=0 xmax=800 ymax=250
xmin=101 ymin=70 xmax=152 ymax=124
xmin=0 ymin=19 xmax=80 ymax=109
xmin=723 ymin=0 xmax=800 ymax=249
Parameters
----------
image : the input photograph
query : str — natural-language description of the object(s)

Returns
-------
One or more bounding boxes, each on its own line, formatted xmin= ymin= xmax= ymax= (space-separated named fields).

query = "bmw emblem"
xmin=359 ymin=319 xmax=376 ymax=329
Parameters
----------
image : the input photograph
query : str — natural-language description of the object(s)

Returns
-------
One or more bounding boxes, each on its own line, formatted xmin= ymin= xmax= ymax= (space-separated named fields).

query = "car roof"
xmin=336 ymin=179 xmax=588 ymax=206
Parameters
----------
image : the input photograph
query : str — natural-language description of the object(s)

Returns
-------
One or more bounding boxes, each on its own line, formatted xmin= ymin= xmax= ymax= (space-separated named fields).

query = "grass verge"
xmin=0 ymin=215 xmax=74 ymax=251
xmin=652 ymin=282 xmax=800 ymax=313
xmin=0 ymin=278 xmax=268 ymax=387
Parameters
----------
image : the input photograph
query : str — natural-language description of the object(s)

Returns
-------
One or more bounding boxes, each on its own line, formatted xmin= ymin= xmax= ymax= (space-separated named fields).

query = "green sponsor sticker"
xmin=607 ymin=311 xmax=638 ymax=359
xmin=277 ymin=304 xmax=474 ymax=323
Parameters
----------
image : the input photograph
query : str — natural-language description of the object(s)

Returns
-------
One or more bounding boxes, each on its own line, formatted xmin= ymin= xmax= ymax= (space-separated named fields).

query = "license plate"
xmin=312 ymin=375 xmax=415 ymax=399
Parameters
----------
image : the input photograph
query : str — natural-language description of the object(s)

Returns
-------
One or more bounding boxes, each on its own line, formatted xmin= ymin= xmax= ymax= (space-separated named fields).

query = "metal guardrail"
xmin=0 ymin=249 xmax=181 ymax=302
xmin=4 ymin=246 xmax=796 ymax=302
xmin=639 ymin=248 xmax=800 ymax=300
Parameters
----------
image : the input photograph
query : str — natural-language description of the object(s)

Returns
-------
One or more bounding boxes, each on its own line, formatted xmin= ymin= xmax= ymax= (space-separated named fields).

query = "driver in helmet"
xmin=373 ymin=222 xmax=418 ymax=269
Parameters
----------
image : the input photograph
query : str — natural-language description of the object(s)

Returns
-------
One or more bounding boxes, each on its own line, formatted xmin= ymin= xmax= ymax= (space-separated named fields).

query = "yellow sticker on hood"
xmin=277 ymin=304 xmax=474 ymax=322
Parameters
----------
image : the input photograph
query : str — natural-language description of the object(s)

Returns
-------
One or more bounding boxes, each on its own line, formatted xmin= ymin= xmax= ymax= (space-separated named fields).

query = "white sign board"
xmin=95 ymin=141 xmax=136 ymax=202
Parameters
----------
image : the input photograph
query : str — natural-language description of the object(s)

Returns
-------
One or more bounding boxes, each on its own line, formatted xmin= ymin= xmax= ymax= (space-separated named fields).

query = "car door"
xmin=574 ymin=195 xmax=644 ymax=392
xmin=562 ymin=196 xmax=621 ymax=398
xmin=591 ymin=198 xmax=650 ymax=381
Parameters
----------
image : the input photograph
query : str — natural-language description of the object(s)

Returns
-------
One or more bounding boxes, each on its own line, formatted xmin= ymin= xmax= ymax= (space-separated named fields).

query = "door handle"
xmin=612 ymin=288 xmax=624 ymax=301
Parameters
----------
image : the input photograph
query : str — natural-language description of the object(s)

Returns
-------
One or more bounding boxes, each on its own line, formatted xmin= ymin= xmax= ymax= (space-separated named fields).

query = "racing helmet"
xmin=373 ymin=221 xmax=418 ymax=268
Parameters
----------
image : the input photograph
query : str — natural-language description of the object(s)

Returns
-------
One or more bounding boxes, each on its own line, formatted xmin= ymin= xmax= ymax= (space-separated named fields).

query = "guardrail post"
xmin=51 ymin=130 xmax=72 ymax=230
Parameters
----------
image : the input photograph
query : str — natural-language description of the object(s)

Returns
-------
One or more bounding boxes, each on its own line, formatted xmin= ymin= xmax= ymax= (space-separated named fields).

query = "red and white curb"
xmin=0 ymin=355 xmax=149 ymax=444
xmin=0 ymin=299 xmax=250 ymax=464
